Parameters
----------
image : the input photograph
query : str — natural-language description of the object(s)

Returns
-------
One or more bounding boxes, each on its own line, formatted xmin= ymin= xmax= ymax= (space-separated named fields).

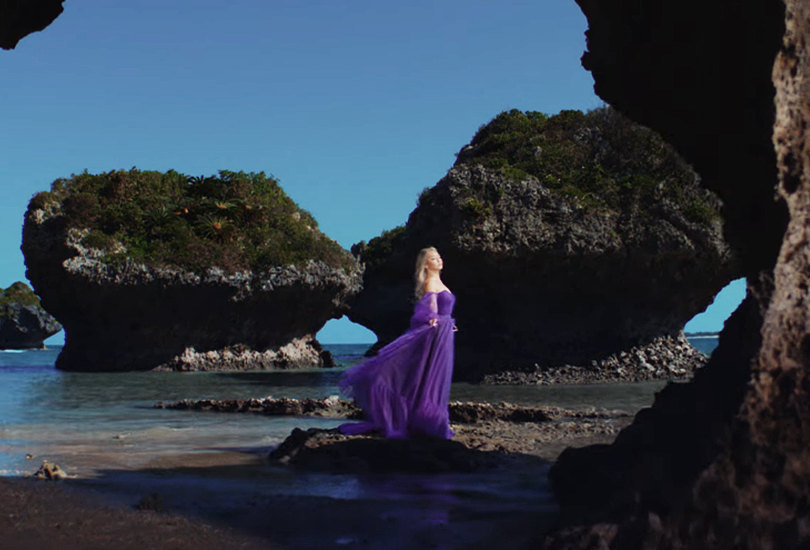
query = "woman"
xmin=339 ymin=247 xmax=457 ymax=439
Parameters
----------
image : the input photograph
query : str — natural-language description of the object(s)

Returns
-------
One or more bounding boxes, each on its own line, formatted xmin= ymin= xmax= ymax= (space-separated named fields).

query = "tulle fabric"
xmin=339 ymin=290 xmax=456 ymax=439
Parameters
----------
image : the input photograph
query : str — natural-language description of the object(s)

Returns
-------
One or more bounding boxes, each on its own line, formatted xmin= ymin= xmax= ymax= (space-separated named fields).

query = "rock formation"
xmin=350 ymin=108 xmax=737 ymax=381
xmin=0 ymin=281 xmax=61 ymax=349
xmin=22 ymin=170 xmax=362 ymax=372
xmin=0 ymin=0 xmax=65 ymax=50
xmin=155 ymin=395 xmax=562 ymax=424
xmin=154 ymin=397 xmax=629 ymax=470
xmin=268 ymin=427 xmax=502 ymax=473
xmin=542 ymin=1 xmax=810 ymax=549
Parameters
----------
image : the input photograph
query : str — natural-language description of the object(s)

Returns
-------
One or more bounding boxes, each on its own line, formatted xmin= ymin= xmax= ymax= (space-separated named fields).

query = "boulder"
xmin=0 ymin=281 xmax=61 ymax=349
xmin=268 ymin=427 xmax=501 ymax=473
xmin=21 ymin=170 xmax=362 ymax=372
xmin=32 ymin=460 xmax=67 ymax=481
xmin=350 ymin=108 xmax=738 ymax=381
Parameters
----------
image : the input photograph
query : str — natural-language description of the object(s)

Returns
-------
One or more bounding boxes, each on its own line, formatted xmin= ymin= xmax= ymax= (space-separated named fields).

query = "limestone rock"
xmin=482 ymin=334 xmax=706 ymax=385
xmin=155 ymin=396 xmax=562 ymax=424
xmin=350 ymin=111 xmax=738 ymax=381
xmin=0 ymin=282 xmax=61 ymax=350
xmin=155 ymin=396 xmax=363 ymax=419
xmin=541 ymin=1 xmax=810 ymax=549
xmin=155 ymin=337 xmax=335 ymax=371
xmin=33 ymin=460 xmax=67 ymax=481
xmin=268 ymin=427 xmax=500 ymax=473
xmin=21 ymin=175 xmax=362 ymax=372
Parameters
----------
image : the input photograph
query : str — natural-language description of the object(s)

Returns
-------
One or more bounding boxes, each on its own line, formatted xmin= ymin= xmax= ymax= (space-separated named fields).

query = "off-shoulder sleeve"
xmin=410 ymin=292 xmax=439 ymax=329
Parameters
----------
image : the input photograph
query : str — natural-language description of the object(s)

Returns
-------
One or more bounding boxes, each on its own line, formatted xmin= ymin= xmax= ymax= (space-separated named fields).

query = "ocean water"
xmin=0 ymin=337 xmax=718 ymax=510
xmin=686 ymin=334 xmax=720 ymax=356
xmin=0 ymin=337 xmax=718 ymax=475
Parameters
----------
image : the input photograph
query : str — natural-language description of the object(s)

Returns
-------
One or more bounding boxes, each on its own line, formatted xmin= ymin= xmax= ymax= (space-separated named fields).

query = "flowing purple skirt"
xmin=339 ymin=294 xmax=456 ymax=439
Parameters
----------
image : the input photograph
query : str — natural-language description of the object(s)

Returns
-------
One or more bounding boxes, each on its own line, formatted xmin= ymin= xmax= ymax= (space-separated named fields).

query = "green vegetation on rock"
xmin=358 ymin=225 xmax=407 ymax=268
xmin=0 ymin=282 xmax=41 ymax=314
xmin=456 ymin=106 xmax=720 ymax=224
xmin=29 ymin=169 xmax=355 ymax=273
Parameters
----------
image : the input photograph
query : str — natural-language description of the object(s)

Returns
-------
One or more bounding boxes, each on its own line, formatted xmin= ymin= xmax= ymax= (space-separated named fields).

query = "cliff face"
xmin=543 ymin=1 xmax=810 ymax=549
xmin=0 ymin=282 xmax=61 ymax=349
xmin=0 ymin=0 xmax=65 ymax=50
xmin=350 ymin=109 xmax=737 ymax=382
xmin=22 ymin=170 xmax=362 ymax=372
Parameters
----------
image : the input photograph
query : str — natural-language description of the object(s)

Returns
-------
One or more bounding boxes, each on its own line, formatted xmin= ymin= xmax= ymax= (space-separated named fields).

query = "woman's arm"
xmin=410 ymin=292 xmax=439 ymax=328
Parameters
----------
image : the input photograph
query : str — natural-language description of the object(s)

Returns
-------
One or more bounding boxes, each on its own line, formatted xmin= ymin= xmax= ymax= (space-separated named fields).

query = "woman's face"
xmin=425 ymin=250 xmax=443 ymax=273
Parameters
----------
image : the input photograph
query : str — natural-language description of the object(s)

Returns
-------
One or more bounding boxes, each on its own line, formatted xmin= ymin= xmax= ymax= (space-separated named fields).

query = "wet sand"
xmin=0 ymin=456 xmax=550 ymax=550
xmin=0 ymin=414 xmax=629 ymax=550
xmin=0 ymin=476 xmax=268 ymax=550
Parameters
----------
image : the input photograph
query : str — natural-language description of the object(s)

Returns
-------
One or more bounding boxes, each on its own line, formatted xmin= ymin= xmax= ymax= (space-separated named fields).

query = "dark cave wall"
xmin=544 ymin=1 xmax=810 ymax=548
xmin=0 ymin=0 xmax=65 ymax=50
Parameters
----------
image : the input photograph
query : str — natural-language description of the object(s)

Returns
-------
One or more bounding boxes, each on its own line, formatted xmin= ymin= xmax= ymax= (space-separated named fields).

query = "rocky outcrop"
xmin=350 ymin=111 xmax=737 ymax=381
xmin=0 ymin=282 xmax=61 ymax=349
xmin=157 ymin=396 xmax=633 ymax=463
xmin=22 ymin=192 xmax=362 ymax=372
xmin=154 ymin=337 xmax=335 ymax=371
xmin=482 ymin=334 xmax=705 ymax=385
xmin=261 ymin=405 xmax=629 ymax=472
xmin=156 ymin=395 xmax=363 ymax=418
xmin=0 ymin=303 xmax=61 ymax=350
xmin=155 ymin=396 xmax=580 ymax=424
xmin=0 ymin=0 xmax=65 ymax=50
xmin=541 ymin=1 xmax=810 ymax=549
xmin=268 ymin=427 xmax=502 ymax=473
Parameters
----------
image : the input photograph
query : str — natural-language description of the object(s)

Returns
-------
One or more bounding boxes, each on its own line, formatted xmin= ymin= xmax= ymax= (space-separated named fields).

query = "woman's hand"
xmin=429 ymin=318 xmax=438 ymax=328
xmin=452 ymin=325 xmax=458 ymax=332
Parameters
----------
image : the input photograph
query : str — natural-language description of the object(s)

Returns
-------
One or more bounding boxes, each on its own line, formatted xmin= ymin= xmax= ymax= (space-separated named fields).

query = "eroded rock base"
xmin=157 ymin=396 xmax=633 ymax=467
xmin=483 ymin=334 xmax=706 ymax=385
xmin=153 ymin=337 xmax=334 ymax=371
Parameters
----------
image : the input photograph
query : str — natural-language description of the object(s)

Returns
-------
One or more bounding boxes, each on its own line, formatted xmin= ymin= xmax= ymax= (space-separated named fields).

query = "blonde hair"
xmin=414 ymin=247 xmax=438 ymax=300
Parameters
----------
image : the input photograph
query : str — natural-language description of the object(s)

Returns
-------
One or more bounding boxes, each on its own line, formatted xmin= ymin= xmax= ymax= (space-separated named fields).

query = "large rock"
xmin=0 ymin=281 xmax=61 ymax=349
xmin=268 ymin=427 xmax=502 ymax=473
xmin=542 ymin=1 xmax=810 ymax=549
xmin=0 ymin=0 xmax=64 ymax=50
xmin=22 ymin=170 xmax=362 ymax=372
xmin=350 ymin=109 xmax=737 ymax=381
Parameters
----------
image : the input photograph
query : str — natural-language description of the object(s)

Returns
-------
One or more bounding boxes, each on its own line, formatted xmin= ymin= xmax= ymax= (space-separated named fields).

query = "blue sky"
xmin=1 ymin=0 xmax=743 ymax=344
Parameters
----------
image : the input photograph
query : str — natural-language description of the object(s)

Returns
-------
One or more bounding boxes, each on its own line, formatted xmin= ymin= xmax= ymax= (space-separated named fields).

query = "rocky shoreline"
xmin=482 ymin=334 xmax=707 ymax=385
xmin=156 ymin=396 xmax=634 ymax=465
xmin=155 ymin=396 xmax=628 ymax=423
xmin=151 ymin=337 xmax=336 ymax=371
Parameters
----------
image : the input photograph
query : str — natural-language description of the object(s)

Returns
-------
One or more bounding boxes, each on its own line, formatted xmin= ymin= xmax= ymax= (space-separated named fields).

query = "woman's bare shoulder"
xmin=423 ymin=282 xmax=451 ymax=294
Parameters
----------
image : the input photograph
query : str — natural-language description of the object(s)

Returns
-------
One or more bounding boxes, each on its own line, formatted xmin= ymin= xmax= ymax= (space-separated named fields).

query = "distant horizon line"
xmin=32 ymin=331 xmax=722 ymax=351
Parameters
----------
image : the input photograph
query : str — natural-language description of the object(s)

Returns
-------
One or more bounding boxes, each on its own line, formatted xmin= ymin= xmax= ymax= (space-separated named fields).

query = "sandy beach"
xmin=0 ymin=402 xmax=633 ymax=550
xmin=0 ymin=346 xmax=659 ymax=550
xmin=0 ymin=476 xmax=269 ymax=550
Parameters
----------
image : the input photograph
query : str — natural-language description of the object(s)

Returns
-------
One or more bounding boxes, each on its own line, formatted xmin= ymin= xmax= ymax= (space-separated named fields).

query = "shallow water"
xmin=0 ymin=340 xmax=715 ymax=503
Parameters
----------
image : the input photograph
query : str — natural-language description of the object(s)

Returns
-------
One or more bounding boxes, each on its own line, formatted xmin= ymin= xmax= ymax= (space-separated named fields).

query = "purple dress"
xmin=339 ymin=290 xmax=456 ymax=439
